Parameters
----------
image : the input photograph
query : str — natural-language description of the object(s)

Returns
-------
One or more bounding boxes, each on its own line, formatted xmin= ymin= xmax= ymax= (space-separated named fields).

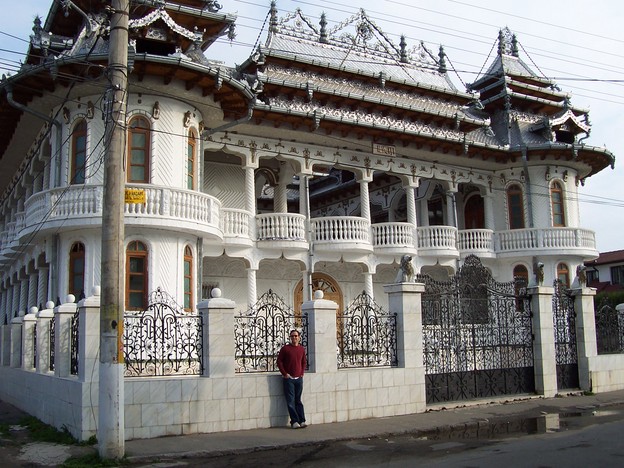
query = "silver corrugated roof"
xmin=264 ymin=33 xmax=457 ymax=92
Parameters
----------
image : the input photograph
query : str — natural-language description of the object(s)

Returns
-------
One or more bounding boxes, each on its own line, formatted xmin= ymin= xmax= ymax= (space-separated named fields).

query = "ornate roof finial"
xmin=438 ymin=45 xmax=447 ymax=74
xmin=399 ymin=35 xmax=408 ymax=63
xmin=319 ymin=12 xmax=328 ymax=43
xmin=497 ymin=29 xmax=505 ymax=56
xmin=32 ymin=16 xmax=42 ymax=36
xmin=511 ymin=34 xmax=519 ymax=57
xmin=269 ymin=1 xmax=278 ymax=34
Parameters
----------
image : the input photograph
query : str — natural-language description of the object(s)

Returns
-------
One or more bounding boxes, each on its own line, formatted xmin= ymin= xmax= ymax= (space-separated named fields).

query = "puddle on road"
xmin=422 ymin=406 xmax=624 ymax=442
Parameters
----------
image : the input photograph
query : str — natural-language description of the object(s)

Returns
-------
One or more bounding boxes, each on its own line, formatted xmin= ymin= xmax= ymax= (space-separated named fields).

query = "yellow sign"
xmin=125 ymin=188 xmax=146 ymax=204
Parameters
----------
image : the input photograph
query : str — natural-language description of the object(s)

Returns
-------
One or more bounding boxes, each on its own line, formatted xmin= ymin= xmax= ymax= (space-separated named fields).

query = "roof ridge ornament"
xmin=497 ymin=27 xmax=516 ymax=57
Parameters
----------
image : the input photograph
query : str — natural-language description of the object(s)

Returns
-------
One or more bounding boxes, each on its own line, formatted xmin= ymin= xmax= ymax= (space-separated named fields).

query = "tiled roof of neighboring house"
xmin=585 ymin=250 xmax=624 ymax=267
xmin=588 ymin=281 xmax=624 ymax=294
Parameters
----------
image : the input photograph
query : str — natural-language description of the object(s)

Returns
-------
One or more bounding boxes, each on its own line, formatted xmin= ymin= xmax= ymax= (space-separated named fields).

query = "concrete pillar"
xmin=245 ymin=166 xmax=257 ymax=239
xmin=359 ymin=179 xmax=371 ymax=224
xmin=36 ymin=301 xmax=55 ymax=373
xmin=54 ymin=294 xmax=78 ymax=378
xmin=19 ymin=278 xmax=29 ymax=317
xmin=0 ymin=323 xmax=9 ymax=366
xmin=384 ymin=282 xmax=427 ymax=412
xmin=10 ymin=312 xmax=24 ymax=368
xmin=78 ymin=287 xmax=101 ymax=383
xmin=21 ymin=306 xmax=37 ymax=370
xmin=571 ymin=287 xmax=597 ymax=391
xmin=483 ymin=193 xmax=495 ymax=230
xmin=529 ymin=286 xmax=558 ymax=397
xmin=446 ymin=189 xmax=457 ymax=227
xmin=12 ymin=283 xmax=20 ymax=319
xmin=197 ymin=288 xmax=236 ymax=377
xmin=302 ymin=290 xmax=338 ymax=374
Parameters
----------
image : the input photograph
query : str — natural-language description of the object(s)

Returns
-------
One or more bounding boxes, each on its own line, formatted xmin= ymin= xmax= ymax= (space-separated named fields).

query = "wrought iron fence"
xmin=337 ymin=291 xmax=398 ymax=368
xmin=418 ymin=255 xmax=534 ymax=403
xmin=552 ymin=279 xmax=579 ymax=389
xmin=49 ymin=317 xmax=55 ymax=372
xmin=70 ymin=309 xmax=80 ymax=376
xmin=234 ymin=290 xmax=308 ymax=373
xmin=123 ymin=288 xmax=203 ymax=377
xmin=595 ymin=296 xmax=624 ymax=354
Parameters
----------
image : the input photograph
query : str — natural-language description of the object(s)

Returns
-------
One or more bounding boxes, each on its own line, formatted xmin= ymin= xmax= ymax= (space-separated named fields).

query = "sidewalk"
xmin=122 ymin=390 xmax=624 ymax=462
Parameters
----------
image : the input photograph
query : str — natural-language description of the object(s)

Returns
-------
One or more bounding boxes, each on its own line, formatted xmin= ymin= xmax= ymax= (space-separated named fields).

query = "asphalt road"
xmin=130 ymin=405 xmax=624 ymax=467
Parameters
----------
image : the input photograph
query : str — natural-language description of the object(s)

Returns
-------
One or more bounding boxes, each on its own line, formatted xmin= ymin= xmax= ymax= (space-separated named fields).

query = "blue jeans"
xmin=282 ymin=377 xmax=305 ymax=425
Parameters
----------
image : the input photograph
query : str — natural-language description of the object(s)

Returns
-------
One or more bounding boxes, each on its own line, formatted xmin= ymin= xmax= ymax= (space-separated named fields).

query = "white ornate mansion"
xmin=0 ymin=0 xmax=622 ymax=442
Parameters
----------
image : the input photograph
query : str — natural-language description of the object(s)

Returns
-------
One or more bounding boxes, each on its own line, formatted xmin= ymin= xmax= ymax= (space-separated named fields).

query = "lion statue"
xmin=395 ymin=255 xmax=415 ymax=283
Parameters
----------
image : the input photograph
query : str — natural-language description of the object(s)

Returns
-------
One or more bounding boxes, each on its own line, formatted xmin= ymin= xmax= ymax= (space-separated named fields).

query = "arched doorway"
xmin=464 ymin=193 xmax=485 ymax=229
xmin=294 ymin=272 xmax=343 ymax=315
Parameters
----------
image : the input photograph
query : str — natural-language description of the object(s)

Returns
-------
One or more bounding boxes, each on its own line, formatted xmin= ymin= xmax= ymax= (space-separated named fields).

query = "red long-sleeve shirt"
xmin=277 ymin=344 xmax=306 ymax=378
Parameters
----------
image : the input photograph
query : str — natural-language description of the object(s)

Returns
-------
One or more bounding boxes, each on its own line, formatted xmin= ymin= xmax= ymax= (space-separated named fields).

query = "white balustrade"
xmin=311 ymin=216 xmax=370 ymax=243
xmin=22 ymin=184 xmax=220 ymax=232
xmin=222 ymin=209 xmax=251 ymax=237
xmin=371 ymin=222 xmax=413 ymax=247
xmin=256 ymin=213 xmax=306 ymax=240
xmin=496 ymin=228 xmax=596 ymax=252
xmin=416 ymin=226 xmax=457 ymax=250
xmin=458 ymin=229 xmax=494 ymax=252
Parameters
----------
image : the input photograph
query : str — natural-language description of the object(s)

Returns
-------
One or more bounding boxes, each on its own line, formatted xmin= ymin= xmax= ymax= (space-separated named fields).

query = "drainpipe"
xmin=5 ymin=85 xmax=63 ymax=187
xmin=522 ymin=146 xmax=534 ymax=228
xmin=202 ymin=103 xmax=253 ymax=137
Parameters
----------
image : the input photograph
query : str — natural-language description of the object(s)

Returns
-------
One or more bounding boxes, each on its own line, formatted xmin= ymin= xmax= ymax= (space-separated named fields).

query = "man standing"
xmin=277 ymin=329 xmax=307 ymax=429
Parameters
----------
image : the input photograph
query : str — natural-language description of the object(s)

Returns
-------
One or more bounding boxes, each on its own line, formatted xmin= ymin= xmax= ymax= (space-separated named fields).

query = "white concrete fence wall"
xmin=0 ymin=284 xmax=622 ymax=441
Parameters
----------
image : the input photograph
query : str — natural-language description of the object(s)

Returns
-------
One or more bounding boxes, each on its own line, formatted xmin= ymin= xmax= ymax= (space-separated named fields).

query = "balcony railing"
xmin=496 ymin=228 xmax=596 ymax=253
xmin=22 ymin=184 xmax=221 ymax=235
xmin=458 ymin=229 xmax=494 ymax=252
xmin=256 ymin=213 xmax=306 ymax=241
xmin=416 ymin=226 xmax=457 ymax=250
xmin=312 ymin=216 xmax=370 ymax=244
xmin=371 ymin=222 xmax=414 ymax=248
xmin=222 ymin=209 xmax=252 ymax=237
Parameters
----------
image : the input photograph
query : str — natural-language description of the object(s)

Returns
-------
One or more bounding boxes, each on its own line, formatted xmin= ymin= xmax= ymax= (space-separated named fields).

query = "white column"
xmin=483 ymin=192 xmax=495 ymax=230
xmin=571 ymin=287 xmax=597 ymax=392
xmin=28 ymin=271 xmax=38 ymax=310
xmin=446 ymin=189 xmax=457 ymax=227
xmin=302 ymin=291 xmax=338 ymax=374
xmin=19 ymin=278 xmax=29 ymax=317
xmin=359 ymin=178 xmax=371 ymax=223
xmin=37 ymin=267 xmax=49 ymax=309
xmin=53 ymin=295 xmax=78 ymax=378
xmin=10 ymin=312 xmax=23 ymax=368
xmin=197 ymin=288 xmax=236 ymax=377
xmin=404 ymin=185 xmax=418 ymax=227
xmin=364 ymin=271 xmax=374 ymax=298
xmin=36 ymin=301 xmax=55 ymax=373
xmin=247 ymin=268 xmax=257 ymax=307
xmin=529 ymin=286 xmax=558 ymax=397
xmin=22 ymin=306 xmax=37 ymax=371
xmin=244 ymin=166 xmax=256 ymax=239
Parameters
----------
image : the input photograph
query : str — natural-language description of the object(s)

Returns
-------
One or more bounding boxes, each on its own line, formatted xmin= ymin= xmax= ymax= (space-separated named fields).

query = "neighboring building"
xmin=585 ymin=250 xmax=624 ymax=292
xmin=0 ymin=1 xmax=614 ymax=323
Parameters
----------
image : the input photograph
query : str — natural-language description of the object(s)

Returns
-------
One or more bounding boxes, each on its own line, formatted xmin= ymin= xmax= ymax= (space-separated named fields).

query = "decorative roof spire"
xmin=319 ymin=13 xmax=328 ymax=43
xmin=497 ymin=29 xmax=505 ymax=56
xmin=438 ymin=45 xmax=447 ymax=74
xmin=399 ymin=35 xmax=408 ymax=63
xmin=511 ymin=34 xmax=519 ymax=57
xmin=269 ymin=1 xmax=278 ymax=35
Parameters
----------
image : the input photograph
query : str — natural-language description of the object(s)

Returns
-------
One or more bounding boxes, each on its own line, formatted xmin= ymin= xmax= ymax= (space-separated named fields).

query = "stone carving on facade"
xmin=533 ymin=260 xmax=544 ymax=286
xmin=574 ymin=264 xmax=587 ymax=288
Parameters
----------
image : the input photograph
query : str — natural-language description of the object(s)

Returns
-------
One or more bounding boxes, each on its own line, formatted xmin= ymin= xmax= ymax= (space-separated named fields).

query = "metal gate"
xmin=552 ymin=280 xmax=579 ymax=389
xmin=419 ymin=255 xmax=535 ymax=404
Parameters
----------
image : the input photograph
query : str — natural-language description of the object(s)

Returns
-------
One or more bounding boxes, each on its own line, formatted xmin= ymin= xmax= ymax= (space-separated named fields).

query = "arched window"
xmin=557 ymin=263 xmax=570 ymax=287
xmin=506 ymin=184 xmax=525 ymax=229
xmin=183 ymin=246 xmax=193 ymax=311
xmin=128 ymin=116 xmax=150 ymax=183
xmin=126 ymin=241 xmax=148 ymax=310
xmin=187 ymin=129 xmax=197 ymax=190
xmin=71 ymin=120 xmax=87 ymax=184
xmin=69 ymin=242 xmax=85 ymax=300
xmin=551 ymin=181 xmax=566 ymax=227
xmin=513 ymin=264 xmax=529 ymax=284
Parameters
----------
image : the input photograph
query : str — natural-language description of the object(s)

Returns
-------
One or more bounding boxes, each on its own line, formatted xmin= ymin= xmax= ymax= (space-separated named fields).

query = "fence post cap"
xmin=313 ymin=290 xmax=324 ymax=300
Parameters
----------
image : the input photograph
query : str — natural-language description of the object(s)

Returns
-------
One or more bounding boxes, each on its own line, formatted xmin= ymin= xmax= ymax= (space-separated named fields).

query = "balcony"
xmin=458 ymin=229 xmax=495 ymax=258
xmin=416 ymin=226 xmax=459 ymax=258
xmin=311 ymin=216 xmax=373 ymax=253
xmin=256 ymin=213 xmax=308 ymax=250
xmin=21 ymin=184 xmax=222 ymax=241
xmin=495 ymin=227 xmax=597 ymax=257
xmin=221 ymin=209 xmax=253 ymax=247
xmin=371 ymin=222 xmax=416 ymax=255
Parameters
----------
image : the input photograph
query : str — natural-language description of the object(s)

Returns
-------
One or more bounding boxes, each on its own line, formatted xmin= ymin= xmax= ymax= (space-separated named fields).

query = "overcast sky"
xmin=1 ymin=0 xmax=622 ymax=253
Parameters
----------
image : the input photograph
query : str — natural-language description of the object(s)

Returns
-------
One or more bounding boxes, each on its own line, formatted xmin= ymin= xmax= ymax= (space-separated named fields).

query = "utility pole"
xmin=99 ymin=0 xmax=129 ymax=459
